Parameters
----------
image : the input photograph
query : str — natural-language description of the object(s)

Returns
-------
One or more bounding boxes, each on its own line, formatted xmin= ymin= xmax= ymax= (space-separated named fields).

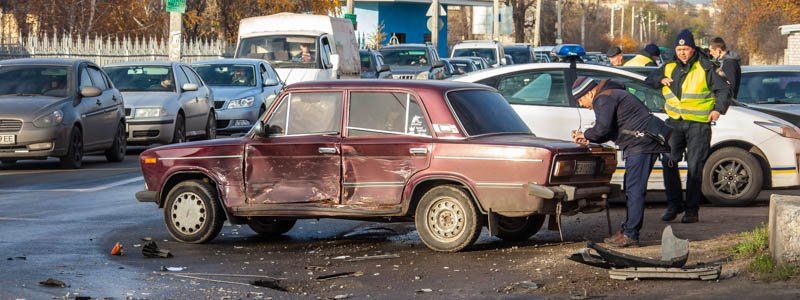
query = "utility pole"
xmin=620 ymin=5 xmax=624 ymax=39
xmin=165 ymin=0 xmax=185 ymax=62
xmin=580 ymin=5 xmax=586 ymax=46
xmin=556 ymin=0 xmax=563 ymax=44
xmin=346 ymin=0 xmax=354 ymax=14
xmin=533 ymin=0 xmax=542 ymax=46
xmin=610 ymin=6 xmax=615 ymax=40
xmin=630 ymin=6 xmax=635 ymax=40
xmin=493 ymin=0 xmax=500 ymax=40
xmin=432 ymin=0 xmax=439 ymax=49
xmin=648 ymin=11 xmax=652 ymax=42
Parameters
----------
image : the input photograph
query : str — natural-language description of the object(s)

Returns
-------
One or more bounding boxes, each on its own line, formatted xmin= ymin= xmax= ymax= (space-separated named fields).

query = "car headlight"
xmin=416 ymin=71 xmax=430 ymax=80
xmin=33 ymin=110 xmax=63 ymax=128
xmin=755 ymin=121 xmax=800 ymax=140
xmin=227 ymin=96 xmax=255 ymax=109
xmin=134 ymin=107 xmax=168 ymax=118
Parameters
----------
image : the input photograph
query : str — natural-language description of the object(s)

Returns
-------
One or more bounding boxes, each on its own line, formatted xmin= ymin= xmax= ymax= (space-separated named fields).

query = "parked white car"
xmin=451 ymin=40 xmax=506 ymax=68
xmin=455 ymin=63 xmax=800 ymax=206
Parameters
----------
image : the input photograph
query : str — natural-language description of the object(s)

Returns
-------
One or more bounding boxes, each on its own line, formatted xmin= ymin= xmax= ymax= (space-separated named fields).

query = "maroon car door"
xmin=245 ymin=92 xmax=343 ymax=205
xmin=341 ymin=91 xmax=433 ymax=207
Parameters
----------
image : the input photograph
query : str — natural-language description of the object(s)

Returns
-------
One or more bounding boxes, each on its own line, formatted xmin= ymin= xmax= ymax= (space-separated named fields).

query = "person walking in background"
xmin=607 ymin=46 xmax=624 ymax=67
xmin=571 ymin=77 xmax=668 ymax=247
xmin=624 ymin=44 xmax=661 ymax=67
xmin=645 ymin=29 xmax=731 ymax=224
xmin=709 ymin=37 xmax=742 ymax=99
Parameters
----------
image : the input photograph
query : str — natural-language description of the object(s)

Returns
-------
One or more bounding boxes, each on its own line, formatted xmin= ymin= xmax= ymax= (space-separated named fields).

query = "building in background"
xmin=782 ymin=24 xmax=800 ymax=65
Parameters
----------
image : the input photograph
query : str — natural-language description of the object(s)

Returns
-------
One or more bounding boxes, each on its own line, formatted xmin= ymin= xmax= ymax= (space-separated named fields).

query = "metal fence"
xmin=0 ymin=34 xmax=235 ymax=66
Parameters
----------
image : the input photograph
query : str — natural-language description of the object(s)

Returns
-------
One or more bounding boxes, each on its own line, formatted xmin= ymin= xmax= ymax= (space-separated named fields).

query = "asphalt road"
xmin=1 ymin=149 xmax=799 ymax=299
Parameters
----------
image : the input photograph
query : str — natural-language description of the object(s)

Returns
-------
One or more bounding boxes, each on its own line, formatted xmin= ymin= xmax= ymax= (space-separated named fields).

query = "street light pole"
xmin=432 ymin=0 xmax=439 ymax=49
xmin=346 ymin=0 xmax=354 ymax=14
xmin=556 ymin=0 xmax=563 ymax=44
xmin=610 ymin=6 xmax=615 ymax=40
xmin=533 ymin=0 xmax=542 ymax=46
xmin=493 ymin=0 xmax=500 ymax=40
xmin=620 ymin=5 xmax=624 ymax=39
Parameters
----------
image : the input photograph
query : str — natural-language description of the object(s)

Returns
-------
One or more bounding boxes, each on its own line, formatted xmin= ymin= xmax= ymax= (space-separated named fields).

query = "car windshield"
xmin=739 ymin=71 xmax=800 ymax=104
xmin=380 ymin=48 xmax=430 ymax=67
xmin=194 ymin=64 xmax=256 ymax=87
xmin=237 ymin=35 xmax=317 ymax=68
xmin=359 ymin=52 xmax=374 ymax=72
xmin=0 ymin=65 xmax=70 ymax=97
xmin=447 ymin=89 xmax=531 ymax=136
xmin=453 ymin=48 xmax=497 ymax=65
xmin=449 ymin=61 xmax=475 ymax=75
xmin=505 ymin=47 xmax=532 ymax=64
xmin=104 ymin=66 xmax=175 ymax=92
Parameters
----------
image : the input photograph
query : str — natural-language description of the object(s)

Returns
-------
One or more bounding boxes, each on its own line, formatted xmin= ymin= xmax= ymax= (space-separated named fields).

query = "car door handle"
xmin=318 ymin=147 xmax=338 ymax=154
xmin=409 ymin=148 xmax=428 ymax=155
xmin=96 ymin=99 xmax=102 ymax=106
xmin=112 ymin=95 xmax=117 ymax=101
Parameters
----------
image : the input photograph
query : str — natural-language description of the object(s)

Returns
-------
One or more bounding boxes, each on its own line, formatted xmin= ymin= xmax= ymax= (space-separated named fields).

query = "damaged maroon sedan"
xmin=136 ymin=80 xmax=618 ymax=252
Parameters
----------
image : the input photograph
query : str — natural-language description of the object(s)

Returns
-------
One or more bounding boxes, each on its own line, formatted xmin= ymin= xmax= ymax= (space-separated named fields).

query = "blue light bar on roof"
xmin=554 ymin=44 xmax=586 ymax=58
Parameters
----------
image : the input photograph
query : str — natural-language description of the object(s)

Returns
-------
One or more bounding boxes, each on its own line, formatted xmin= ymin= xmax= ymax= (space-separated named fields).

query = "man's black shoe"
xmin=661 ymin=209 xmax=683 ymax=222
xmin=681 ymin=212 xmax=699 ymax=223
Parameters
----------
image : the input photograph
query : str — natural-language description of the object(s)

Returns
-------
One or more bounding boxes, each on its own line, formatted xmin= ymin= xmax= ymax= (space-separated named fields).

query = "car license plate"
xmin=575 ymin=161 xmax=596 ymax=175
xmin=0 ymin=134 xmax=15 ymax=145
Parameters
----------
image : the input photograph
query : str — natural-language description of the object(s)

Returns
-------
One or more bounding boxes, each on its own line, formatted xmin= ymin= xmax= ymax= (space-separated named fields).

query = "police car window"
xmin=347 ymin=92 xmax=430 ymax=137
xmin=575 ymin=70 xmax=665 ymax=113
xmin=496 ymin=71 xmax=569 ymax=107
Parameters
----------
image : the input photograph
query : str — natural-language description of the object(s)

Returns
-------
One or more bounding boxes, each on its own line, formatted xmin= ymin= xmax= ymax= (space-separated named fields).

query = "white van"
xmin=451 ymin=40 xmax=506 ymax=68
xmin=234 ymin=13 xmax=360 ymax=84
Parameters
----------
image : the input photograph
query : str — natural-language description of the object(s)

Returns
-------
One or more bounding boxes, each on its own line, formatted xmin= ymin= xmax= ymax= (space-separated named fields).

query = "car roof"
xmin=453 ymin=63 xmax=646 ymax=82
xmin=286 ymin=79 xmax=492 ymax=92
xmin=0 ymin=58 xmax=87 ymax=66
xmin=192 ymin=58 xmax=268 ymax=65
xmin=381 ymin=44 xmax=431 ymax=49
xmin=104 ymin=61 xmax=177 ymax=67
xmin=742 ymin=65 xmax=800 ymax=72
xmin=453 ymin=41 xmax=500 ymax=49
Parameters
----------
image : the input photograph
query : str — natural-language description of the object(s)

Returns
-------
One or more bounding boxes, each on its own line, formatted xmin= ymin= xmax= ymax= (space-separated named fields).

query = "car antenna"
xmin=279 ymin=67 xmax=294 ymax=93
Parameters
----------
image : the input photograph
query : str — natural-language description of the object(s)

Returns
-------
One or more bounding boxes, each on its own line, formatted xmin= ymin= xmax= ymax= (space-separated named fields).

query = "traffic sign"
xmin=426 ymin=4 xmax=446 ymax=17
xmin=427 ymin=17 xmax=444 ymax=32
xmin=166 ymin=0 xmax=186 ymax=13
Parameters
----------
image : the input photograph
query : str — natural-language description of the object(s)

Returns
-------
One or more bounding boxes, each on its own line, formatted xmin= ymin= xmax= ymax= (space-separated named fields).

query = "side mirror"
xmin=378 ymin=65 xmax=390 ymax=73
xmin=432 ymin=60 xmax=444 ymax=68
xmin=252 ymin=120 xmax=267 ymax=138
xmin=182 ymin=83 xmax=199 ymax=92
xmin=329 ymin=54 xmax=340 ymax=70
xmin=80 ymin=86 xmax=101 ymax=97
xmin=501 ymin=58 xmax=508 ymax=65
xmin=263 ymin=78 xmax=280 ymax=86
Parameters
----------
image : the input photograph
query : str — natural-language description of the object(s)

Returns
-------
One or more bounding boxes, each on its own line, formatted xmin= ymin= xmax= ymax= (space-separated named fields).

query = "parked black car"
xmin=359 ymin=49 xmax=392 ymax=79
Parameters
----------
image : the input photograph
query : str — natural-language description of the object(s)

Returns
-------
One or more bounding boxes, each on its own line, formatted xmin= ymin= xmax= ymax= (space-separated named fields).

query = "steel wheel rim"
xmin=426 ymin=196 xmax=466 ymax=242
xmin=171 ymin=192 xmax=207 ymax=235
xmin=711 ymin=158 xmax=751 ymax=197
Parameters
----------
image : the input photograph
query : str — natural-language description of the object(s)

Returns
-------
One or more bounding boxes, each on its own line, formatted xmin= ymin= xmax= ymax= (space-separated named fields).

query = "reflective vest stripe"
xmin=662 ymin=61 xmax=715 ymax=123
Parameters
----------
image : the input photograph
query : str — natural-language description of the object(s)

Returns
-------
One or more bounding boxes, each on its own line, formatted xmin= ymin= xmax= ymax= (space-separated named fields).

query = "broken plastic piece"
xmin=251 ymin=279 xmax=287 ymax=291
xmin=568 ymin=226 xmax=689 ymax=269
xmin=345 ymin=254 xmax=399 ymax=262
xmin=39 ymin=278 xmax=67 ymax=288
xmin=315 ymin=271 xmax=364 ymax=281
xmin=142 ymin=241 xmax=173 ymax=258
xmin=110 ymin=242 xmax=124 ymax=256
xmin=609 ymin=265 xmax=722 ymax=281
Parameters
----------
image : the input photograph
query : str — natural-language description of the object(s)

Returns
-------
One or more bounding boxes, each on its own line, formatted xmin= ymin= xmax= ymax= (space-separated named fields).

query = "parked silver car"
xmin=192 ymin=59 xmax=282 ymax=134
xmin=104 ymin=61 xmax=215 ymax=145
xmin=0 ymin=58 xmax=126 ymax=168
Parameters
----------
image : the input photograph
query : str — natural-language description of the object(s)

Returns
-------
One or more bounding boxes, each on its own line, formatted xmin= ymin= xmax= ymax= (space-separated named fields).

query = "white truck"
xmin=234 ymin=13 xmax=360 ymax=84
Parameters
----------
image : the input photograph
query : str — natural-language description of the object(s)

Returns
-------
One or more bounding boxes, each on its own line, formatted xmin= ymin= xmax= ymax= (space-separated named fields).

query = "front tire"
xmin=163 ymin=180 xmax=225 ymax=244
xmin=248 ymin=218 xmax=296 ymax=237
xmin=104 ymin=122 xmax=126 ymax=162
xmin=495 ymin=215 xmax=546 ymax=242
xmin=59 ymin=128 xmax=83 ymax=169
xmin=171 ymin=114 xmax=186 ymax=144
xmin=702 ymin=147 xmax=763 ymax=206
xmin=415 ymin=185 xmax=481 ymax=252
xmin=204 ymin=112 xmax=216 ymax=140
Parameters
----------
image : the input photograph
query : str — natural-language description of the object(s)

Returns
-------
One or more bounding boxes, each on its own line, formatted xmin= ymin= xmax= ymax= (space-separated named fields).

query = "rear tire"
xmin=415 ymin=185 xmax=481 ymax=252
xmin=171 ymin=114 xmax=186 ymax=144
xmin=702 ymin=147 xmax=762 ymax=206
xmin=163 ymin=180 xmax=225 ymax=244
xmin=495 ymin=215 xmax=546 ymax=242
xmin=204 ymin=112 xmax=216 ymax=140
xmin=248 ymin=218 xmax=296 ymax=237
xmin=59 ymin=128 xmax=83 ymax=169
xmin=104 ymin=122 xmax=126 ymax=162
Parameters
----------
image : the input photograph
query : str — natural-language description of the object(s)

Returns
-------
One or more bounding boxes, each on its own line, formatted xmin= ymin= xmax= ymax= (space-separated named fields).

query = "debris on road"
xmin=141 ymin=237 xmax=152 ymax=241
xmin=39 ymin=278 xmax=67 ymax=288
xmin=142 ymin=241 xmax=173 ymax=258
xmin=161 ymin=266 xmax=186 ymax=272
xmin=609 ymin=266 xmax=722 ymax=281
xmin=251 ymin=279 xmax=288 ymax=291
xmin=6 ymin=256 xmax=26 ymax=260
xmin=332 ymin=255 xmax=351 ymax=260
xmin=416 ymin=288 xmax=433 ymax=293
xmin=110 ymin=242 xmax=124 ymax=256
xmin=345 ymin=254 xmax=400 ymax=262
xmin=306 ymin=265 xmax=327 ymax=271
xmin=498 ymin=281 xmax=540 ymax=294
xmin=333 ymin=294 xmax=353 ymax=299
xmin=316 ymin=271 xmax=364 ymax=281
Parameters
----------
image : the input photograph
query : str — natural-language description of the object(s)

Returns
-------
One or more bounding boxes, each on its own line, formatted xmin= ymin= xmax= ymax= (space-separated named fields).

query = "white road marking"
xmin=0 ymin=176 xmax=144 ymax=193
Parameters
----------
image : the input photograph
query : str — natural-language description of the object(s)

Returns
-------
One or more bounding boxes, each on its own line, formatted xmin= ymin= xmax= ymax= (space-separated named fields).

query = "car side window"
xmin=266 ymin=92 xmax=342 ymax=136
xmin=347 ymin=92 xmax=430 ymax=137
xmin=259 ymin=64 xmax=269 ymax=82
xmin=181 ymin=66 xmax=203 ymax=86
xmin=320 ymin=36 xmax=332 ymax=68
xmin=576 ymin=70 xmax=665 ymax=113
xmin=173 ymin=66 xmax=189 ymax=88
xmin=79 ymin=67 xmax=92 ymax=89
xmin=87 ymin=67 xmax=108 ymax=90
xmin=496 ymin=71 xmax=570 ymax=107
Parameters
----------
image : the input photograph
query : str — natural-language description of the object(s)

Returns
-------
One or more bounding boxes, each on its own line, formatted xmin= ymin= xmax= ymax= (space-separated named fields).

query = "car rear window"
xmin=447 ymin=89 xmax=530 ymax=136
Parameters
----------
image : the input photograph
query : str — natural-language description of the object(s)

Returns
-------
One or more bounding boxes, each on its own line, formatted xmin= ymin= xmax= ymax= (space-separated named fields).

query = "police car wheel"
xmin=702 ymin=147 xmax=762 ymax=207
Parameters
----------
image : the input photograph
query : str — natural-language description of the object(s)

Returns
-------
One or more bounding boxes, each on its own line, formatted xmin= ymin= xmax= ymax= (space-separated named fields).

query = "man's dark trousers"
xmin=662 ymin=118 xmax=712 ymax=215
xmin=622 ymin=153 xmax=658 ymax=240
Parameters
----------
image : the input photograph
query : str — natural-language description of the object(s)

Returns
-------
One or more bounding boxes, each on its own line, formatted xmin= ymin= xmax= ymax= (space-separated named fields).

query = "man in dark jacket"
xmin=709 ymin=36 xmax=741 ymax=98
xmin=623 ymin=44 xmax=661 ymax=67
xmin=572 ymin=77 xmax=668 ymax=247
xmin=645 ymin=29 xmax=730 ymax=223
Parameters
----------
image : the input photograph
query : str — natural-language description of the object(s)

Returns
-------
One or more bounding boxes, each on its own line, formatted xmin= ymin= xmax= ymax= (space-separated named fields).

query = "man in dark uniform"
xmin=624 ymin=44 xmax=661 ymax=67
xmin=645 ymin=29 xmax=731 ymax=223
xmin=709 ymin=36 xmax=742 ymax=98
xmin=572 ymin=77 xmax=668 ymax=247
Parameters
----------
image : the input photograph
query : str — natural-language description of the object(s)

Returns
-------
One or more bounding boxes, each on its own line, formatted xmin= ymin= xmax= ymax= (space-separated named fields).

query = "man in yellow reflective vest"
xmin=645 ymin=29 xmax=731 ymax=223
xmin=624 ymin=44 xmax=661 ymax=67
